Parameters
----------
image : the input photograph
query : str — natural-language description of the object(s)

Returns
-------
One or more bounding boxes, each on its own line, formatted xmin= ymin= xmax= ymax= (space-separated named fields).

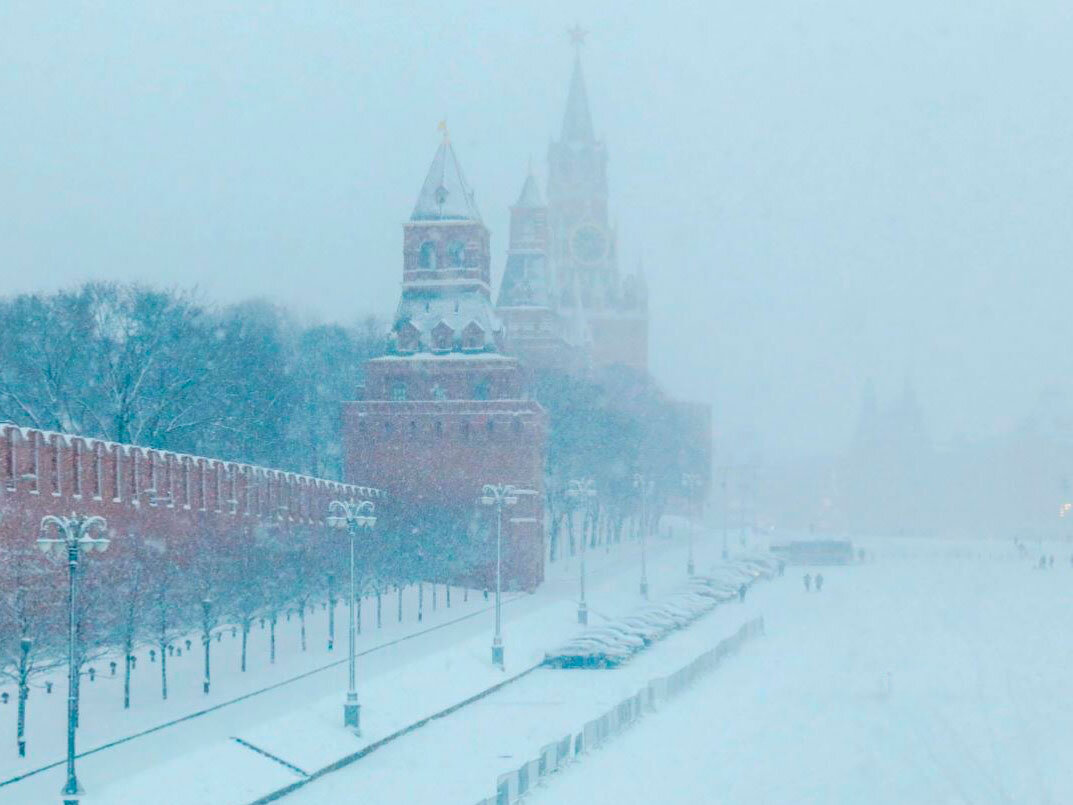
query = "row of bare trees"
xmin=534 ymin=366 xmax=709 ymax=562
xmin=0 ymin=506 xmax=494 ymax=758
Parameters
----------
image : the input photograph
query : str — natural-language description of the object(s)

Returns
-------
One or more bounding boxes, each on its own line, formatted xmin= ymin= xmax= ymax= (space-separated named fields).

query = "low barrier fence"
xmin=476 ymin=616 xmax=765 ymax=805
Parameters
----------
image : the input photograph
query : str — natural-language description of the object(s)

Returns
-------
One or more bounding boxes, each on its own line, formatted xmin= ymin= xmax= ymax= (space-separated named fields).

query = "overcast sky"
xmin=2 ymin=0 xmax=1072 ymax=458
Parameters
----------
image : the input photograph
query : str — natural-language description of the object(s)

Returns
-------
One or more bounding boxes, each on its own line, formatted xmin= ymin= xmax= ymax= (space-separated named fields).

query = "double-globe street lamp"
xmin=479 ymin=483 xmax=518 ymax=668
xmin=37 ymin=513 xmax=110 ymax=805
xmin=682 ymin=473 xmax=704 ymax=577
xmin=633 ymin=473 xmax=654 ymax=598
xmin=327 ymin=499 xmax=376 ymax=731
xmin=566 ymin=478 xmax=596 ymax=625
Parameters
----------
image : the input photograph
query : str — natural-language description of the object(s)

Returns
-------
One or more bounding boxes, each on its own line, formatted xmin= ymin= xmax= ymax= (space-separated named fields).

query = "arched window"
xmin=434 ymin=420 xmax=443 ymax=437
xmin=512 ymin=417 xmax=522 ymax=435
xmin=446 ymin=240 xmax=465 ymax=267
xmin=473 ymin=379 xmax=490 ymax=400
xmin=418 ymin=241 xmax=437 ymax=269
xmin=486 ymin=419 xmax=495 ymax=436
xmin=391 ymin=381 xmax=408 ymax=401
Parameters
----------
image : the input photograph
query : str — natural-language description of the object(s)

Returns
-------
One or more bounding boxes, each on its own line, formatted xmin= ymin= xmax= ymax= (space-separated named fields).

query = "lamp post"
xmin=721 ymin=471 xmax=729 ymax=560
xmin=566 ymin=479 xmax=596 ymax=625
xmin=327 ymin=499 xmax=376 ymax=731
xmin=17 ymin=636 xmax=31 ymax=757
xmin=327 ymin=573 xmax=336 ymax=651
xmin=37 ymin=513 xmax=110 ymax=805
xmin=201 ymin=598 xmax=212 ymax=694
xmin=633 ymin=474 xmax=653 ymax=598
xmin=479 ymin=483 xmax=518 ymax=668
xmin=682 ymin=474 xmax=703 ymax=576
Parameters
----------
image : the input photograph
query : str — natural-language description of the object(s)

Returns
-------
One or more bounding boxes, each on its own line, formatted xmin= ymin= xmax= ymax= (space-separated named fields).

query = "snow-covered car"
xmin=614 ymin=616 xmax=667 ymax=643
xmin=586 ymin=626 xmax=646 ymax=650
xmin=546 ymin=636 xmax=633 ymax=668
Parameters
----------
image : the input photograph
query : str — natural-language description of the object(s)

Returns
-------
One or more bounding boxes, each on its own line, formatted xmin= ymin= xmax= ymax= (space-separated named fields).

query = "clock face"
xmin=571 ymin=224 xmax=608 ymax=264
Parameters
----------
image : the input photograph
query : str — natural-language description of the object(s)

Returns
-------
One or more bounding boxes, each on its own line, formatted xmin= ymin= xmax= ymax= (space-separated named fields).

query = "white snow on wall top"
xmin=0 ymin=423 xmax=383 ymax=498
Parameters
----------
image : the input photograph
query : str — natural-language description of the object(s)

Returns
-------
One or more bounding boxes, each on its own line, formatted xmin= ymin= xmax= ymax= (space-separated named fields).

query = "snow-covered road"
xmin=530 ymin=551 xmax=1073 ymax=804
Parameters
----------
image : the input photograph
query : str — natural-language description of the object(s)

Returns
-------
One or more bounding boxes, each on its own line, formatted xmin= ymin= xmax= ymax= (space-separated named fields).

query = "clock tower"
xmin=544 ymin=37 xmax=648 ymax=372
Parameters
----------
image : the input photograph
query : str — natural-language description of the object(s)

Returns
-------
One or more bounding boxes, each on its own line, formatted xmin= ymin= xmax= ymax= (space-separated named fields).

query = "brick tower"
xmin=546 ymin=43 xmax=648 ymax=372
xmin=343 ymin=133 xmax=547 ymax=591
xmin=497 ymin=37 xmax=648 ymax=373
xmin=496 ymin=168 xmax=591 ymax=373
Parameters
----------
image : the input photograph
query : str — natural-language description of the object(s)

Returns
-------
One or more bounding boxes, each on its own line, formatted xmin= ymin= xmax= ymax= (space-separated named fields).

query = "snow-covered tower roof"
xmin=514 ymin=169 xmax=545 ymax=208
xmin=411 ymin=134 xmax=483 ymax=222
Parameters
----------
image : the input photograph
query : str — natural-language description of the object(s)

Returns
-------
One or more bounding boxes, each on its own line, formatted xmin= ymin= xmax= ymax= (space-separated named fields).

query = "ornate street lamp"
xmin=37 ymin=513 xmax=110 ymax=805
xmin=479 ymin=483 xmax=518 ymax=668
xmin=201 ymin=598 xmax=213 ymax=694
xmin=566 ymin=479 xmax=596 ymax=625
xmin=327 ymin=499 xmax=376 ymax=731
xmin=682 ymin=473 xmax=704 ymax=576
xmin=633 ymin=474 xmax=653 ymax=598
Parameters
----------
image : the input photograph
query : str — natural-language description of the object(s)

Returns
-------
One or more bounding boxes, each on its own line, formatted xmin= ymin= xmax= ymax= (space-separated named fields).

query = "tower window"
xmin=418 ymin=241 xmax=437 ymax=269
xmin=446 ymin=240 xmax=465 ymax=267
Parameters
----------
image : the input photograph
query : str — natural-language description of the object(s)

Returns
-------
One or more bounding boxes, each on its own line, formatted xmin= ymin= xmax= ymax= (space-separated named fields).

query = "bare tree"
xmin=0 ymin=537 xmax=60 ymax=757
xmin=147 ymin=544 xmax=186 ymax=700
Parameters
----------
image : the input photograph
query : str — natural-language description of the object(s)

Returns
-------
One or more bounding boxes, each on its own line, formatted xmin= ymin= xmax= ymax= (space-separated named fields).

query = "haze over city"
xmin=4 ymin=0 xmax=1071 ymax=458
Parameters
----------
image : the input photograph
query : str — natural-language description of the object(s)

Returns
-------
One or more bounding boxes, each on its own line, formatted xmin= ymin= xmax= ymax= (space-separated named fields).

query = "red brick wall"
xmin=344 ymin=356 xmax=547 ymax=591
xmin=402 ymin=220 xmax=490 ymax=286
xmin=0 ymin=424 xmax=383 ymax=560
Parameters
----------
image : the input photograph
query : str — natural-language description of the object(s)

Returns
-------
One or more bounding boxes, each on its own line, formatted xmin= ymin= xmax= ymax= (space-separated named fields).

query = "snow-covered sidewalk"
xmin=0 ymin=522 xmax=716 ymax=803
xmin=284 ymin=570 xmax=778 ymax=803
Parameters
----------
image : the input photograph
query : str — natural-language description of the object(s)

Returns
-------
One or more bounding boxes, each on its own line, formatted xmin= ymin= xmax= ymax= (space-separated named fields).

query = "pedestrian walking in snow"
xmin=1049 ymin=555 xmax=1055 ymax=568
xmin=815 ymin=573 xmax=824 ymax=592
xmin=1039 ymin=555 xmax=1047 ymax=569
xmin=803 ymin=573 xmax=812 ymax=592
xmin=778 ymin=561 xmax=785 ymax=577
xmin=738 ymin=583 xmax=747 ymax=602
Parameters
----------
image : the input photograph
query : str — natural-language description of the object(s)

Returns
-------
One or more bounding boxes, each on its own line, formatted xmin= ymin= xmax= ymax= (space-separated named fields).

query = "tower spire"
xmin=411 ymin=129 xmax=481 ymax=222
xmin=561 ymin=27 xmax=595 ymax=143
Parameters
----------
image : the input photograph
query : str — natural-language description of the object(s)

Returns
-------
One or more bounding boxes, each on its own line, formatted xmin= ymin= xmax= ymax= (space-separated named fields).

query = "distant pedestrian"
xmin=1049 ymin=555 xmax=1055 ymax=568
xmin=483 ymin=589 xmax=489 ymax=600
xmin=778 ymin=561 xmax=785 ymax=577
xmin=738 ymin=583 xmax=747 ymax=602
xmin=803 ymin=573 xmax=812 ymax=592
xmin=815 ymin=573 xmax=824 ymax=592
xmin=1039 ymin=555 xmax=1047 ymax=570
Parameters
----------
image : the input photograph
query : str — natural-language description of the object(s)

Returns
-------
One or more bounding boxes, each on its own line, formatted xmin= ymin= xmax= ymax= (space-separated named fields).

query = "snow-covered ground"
xmin=0 ymin=577 xmax=493 ymax=778
xmin=529 ymin=546 xmax=1073 ymax=804
xmin=0 ymin=521 xmax=711 ymax=804
xmin=8 ymin=531 xmax=1067 ymax=804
